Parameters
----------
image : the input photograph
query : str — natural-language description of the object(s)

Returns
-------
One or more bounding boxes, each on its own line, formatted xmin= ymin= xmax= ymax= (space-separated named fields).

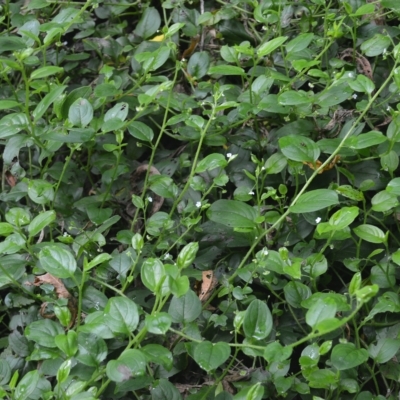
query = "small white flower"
xmin=196 ymin=201 xmax=201 ymax=208
xmin=263 ymin=248 xmax=269 ymax=256
xmin=163 ymin=253 xmax=171 ymax=260
xmin=63 ymin=232 xmax=69 ymax=237
xmin=308 ymin=82 xmax=314 ymax=88
xmin=147 ymin=196 xmax=153 ymax=203
xmin=248 ymin=191 xmax=255 ymax=195
xmin=383 ymin=48 xmax=387 ymax=54
xmin=227 ymin=153 xmax=232 ymax=158
xmin=348 ymin=72 xmax=354 ymax=78
xmin=315 ymin=217 xmax=321 ymax=224
xmin=387 ymin=106 xmax=391 ymax=111
xmin=352 ymin=94 xmax=357 ymax=99
xmin=261 ymin=166 xmax=265 ymax=170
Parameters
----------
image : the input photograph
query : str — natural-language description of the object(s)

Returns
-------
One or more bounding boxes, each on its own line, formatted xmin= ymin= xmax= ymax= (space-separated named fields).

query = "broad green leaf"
xmin=353 ymin=224 xmax=386 ymax=243
xmin=306 ymin=298 xmax=337 ymax=329
xmin=369 ymin=338 xmax=400 ymax=364
xmin=14 ymin=370 xmax=40 ymax=400
xmin=207 ymin=199 xmax=257 ymax=229
xmin=128 ymin=121 xmax=154 ymax=142
xmin=134 ymin=7 xmax=161 ymax=39
xmin=32 ymin=85 xmax=67 ymax=121
xmin=284 ymin=281 xmax=311 ymax=308
xmin=76 ymin=332 xmax=107 ymax=367
xmin=370 ymin=264 xmax=395 ymax=288
xmin=331 ymin=343 xmax=369 ymax=370
xmin=0 ymin=100 xmax=21 ymax=110
xmin=55 ymin=331 xmax=78 ymax=358
xmin=360 ymin=34 xmax=391 ymax=57
xmin=317 ymin=83 xmax=353 ymax=107
xmin=345 ymin=131 xmax=387 ymax=149
xmin=104 ymin=297 xmax=139 ymax=334
xmin=195 ymin=153 xmax=227 ymax=173
xmin=348 ymin=74 xmax=375 ymax=94
xmin=208 ymin=65 xmax=245 ymax=76
xmin=371 ymin=191 xmax=398 ymax=212
xmin=278 ymin=90 xmax=312 ymax=106
xmin=264 ymin=153 xmax=287 ymax=174
xmin=243 ymin=299 xmax=273 ymax=340
xmin=25 ymin=319 xmax=64 ymax=347
xmin=151 ymin=379 xmax=181 ymax=400
xmin=107 ymin=349 xmax=147 ymax=382
xmin=286 ymin=33 xmax=314 ymax=52
xmin=326 ymin=206 xmax=359 ymax=231
xmin=104 ymin=102 xmax=128 ymax=122
xmin=290 ymin=189 xmax=339 ymax=213
xmin=141 ymin=258 xmax=166 ymax=292
xmin=0 ymin=37 xmax=26 ymax=54
xmin=84 ymin=253 xmax=112 ymax=271
xmin=257 ymin=36 xmax=288 ymax=57
xmin=39 ymin=245 xmax=77 ymax=278
xmin=168 ymin=290 xmax=202 ymax=323
xmin=386 ymin=177 xmax=400 ymax=195
xmin=68 ymin=98 xmax=93 ymax=128
xmin=30 ymin=66 xmax=63 ymax=80
xmin=279 ymin=135 xmax=320 ymax=163
xmin=381 ymin=150 xmax=399 ymax=172
xmin=177 ymin=242 xmax=199 ymax=269
xmin=188 ymin=52 xmax=210 ymax=79
xmin=28 ymin=210 xmax=56 ymax=237
xmin=263 ymin=342 xmax=292 ymax=363
xmin=145 ymin=312 xmax=172 ymax=334
xmin=193 ymin=341 xmax=230 ymax=372
xmin=142 ymin=344 xmax=173 ymax=371
xmin=335 ymin=185 xmax=364 ymax=201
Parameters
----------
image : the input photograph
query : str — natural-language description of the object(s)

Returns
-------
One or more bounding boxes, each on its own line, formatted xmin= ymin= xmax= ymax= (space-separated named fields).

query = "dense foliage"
xmin=2 ymin=0 xmax=400 ymax=398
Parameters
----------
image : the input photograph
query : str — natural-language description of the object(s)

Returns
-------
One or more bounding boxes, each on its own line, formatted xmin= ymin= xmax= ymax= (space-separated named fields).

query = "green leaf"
xmin=85 ymin=253 xmax=112 ymax=271
xmin=134 ymin=7 xmax=161 ymax=39
xmin=14 ymin=370 xmax=40 ymax=400
xmin=360 ymin=34 xmax=391 ymax=57
xmin=55 ymin=330 xmax=78 ymax=358
xmin=28 ymin=210 xmax=56 ymax=237
xmin=142 ymin=344 xmax=173 ymax=371
xmin=278 ymin=90 xmax=312 ymax=105
xmin=141 ymin=258 xmax=166 ymax=292
xmin=369 ymin=338 xmax=400 ymax=364
xmin=30 ymin=66 xmax=63 ymax=80
xmin=257 ymin=36 xmax=288 ymax=57
xmin=263 ymin=342 xmax=292 ymax=363
xmin=208 ymin=65 xmax=245 ymax=76
xmin=195 ymin=153 xmax=227 ymax=173
xmin=279 ymin=135 xmax=320 ymax=163
xmin=0 ymin=37 xmax=26 ymax=54
xmin=207 ymin=199 xmax=257 ymax=229
xmin=32 ymin=85 xmax=67 ymax=121
xmin=284 ymin=281 xmax=311 ymax=308
xmin=176 ymin=242 xmax=199 ymax=269
xmin=104 ymin=102 xmax=128 ymax=122
xmin=353 ymin=224 xmax=386 ymax=243
xmin=128 ymin=121 xmax=154 ymax=142
xmin=168 ymin=290 xmax=202 ymax=323
xmin=243 ymin=299 xmax=273 ymax=340
xmin=370 ymin=264 xmax=395 ymax=288
xmin=76 ymin=332 xmax=107 ymax=367
xmin=68 ymin=98 xmax=93 ymax=128
xmin=151 ymin=378 xmax=182 ymax=400
xmin=187 ymin=52 xmax=210 ymax=79
xmin=39 ymin=245 xmax=77 ymax=278
xmin=331 ymin=343 xmax=369 ymax=370
xmin=25 ymin=319 xmax=64 ymax=347
xmin=306 ymin=298 xmax=337 ymax=329
xmin=335 ymin=185 xmax=364 ymax=201
xmin=193 ymin=341 xmax=231 ymax=372
xmin=104 ymin=297 xmax=139 ymax=334
xmin=345 ymin=131 xmax=387 ymax=149
xmin=290 ymin=189 xmax=339 ymax=213
xmin=107 ymin=349 xmax=147 ymax=382
xmin=264 ymin=153 xmax=287 ymax=174
xmin=371 ymin=191 xmax=398 ymax=212
xmin=323 ymin=206 xmax=359 ymax=232
xmin=286 ymin=33 xmax=314 ymax=52
xmin=145 ymin=312 xmax=172 ymax=335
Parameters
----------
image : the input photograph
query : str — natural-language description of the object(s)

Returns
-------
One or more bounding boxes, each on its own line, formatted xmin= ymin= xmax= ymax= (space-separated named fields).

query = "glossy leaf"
xmin=290 ymin=189 xmax=339 ymax=213
xmin=243 ymin=299 xmax=273 ymax=340
xmin=39 ymin=245 xmax=77 ymax=278
xmin=104 ymin=297 xmax=139 ymax=334
xmin=279 ymin=135 xmax=320 ymax=163
xmin=331 ymin=343 xmax=369 ymax=370
xmin=168 ymin=290 xmax=202 ymax=323
xmin=193 ymin=341 xmax=230 ymax=372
